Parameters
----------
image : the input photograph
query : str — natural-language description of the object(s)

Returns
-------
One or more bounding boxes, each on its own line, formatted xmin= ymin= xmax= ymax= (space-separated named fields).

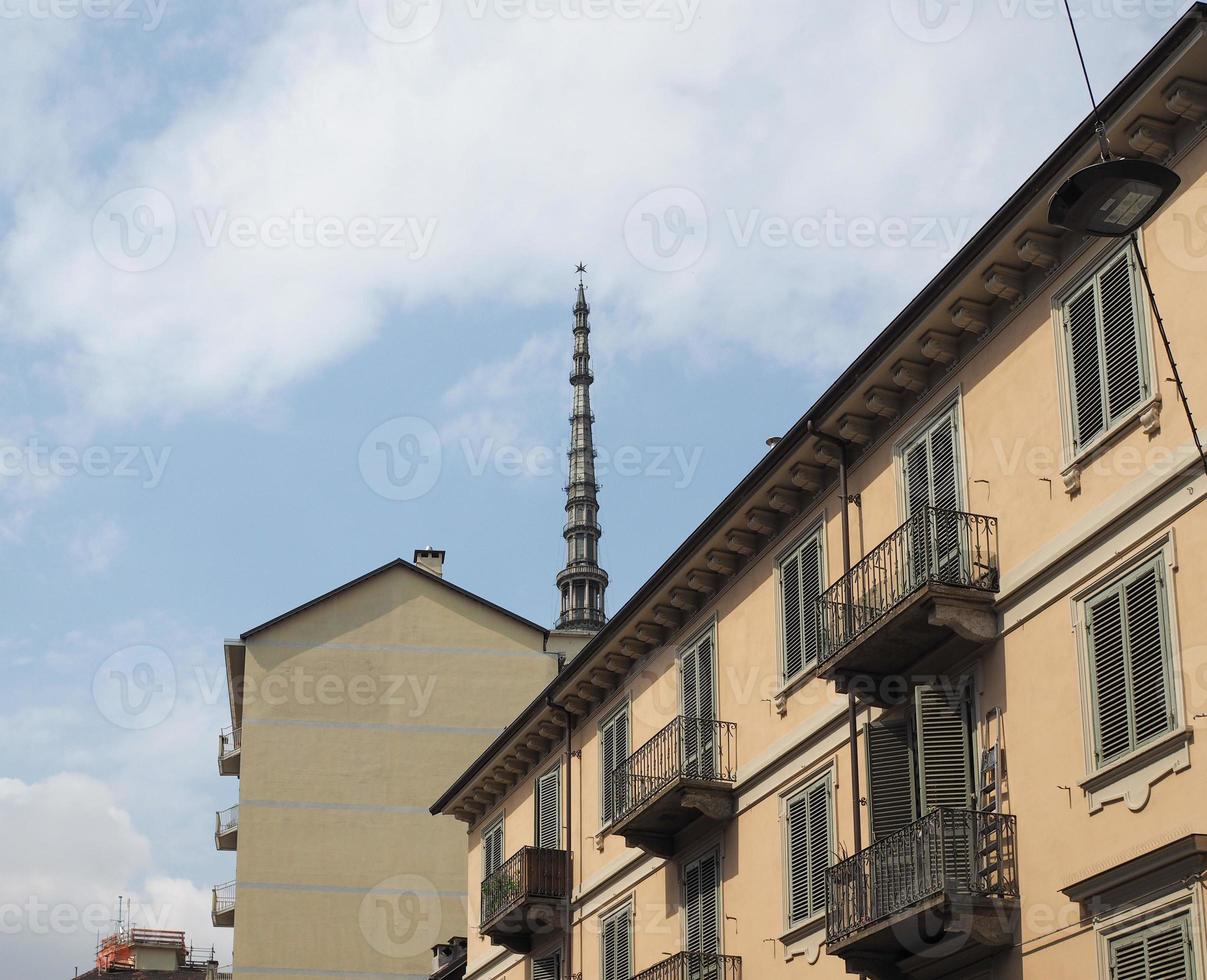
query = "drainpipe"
xmin=548 ymin=698 xmax=574 ymax=977
xmin=805 ymin=421 xmax=862 ymax=857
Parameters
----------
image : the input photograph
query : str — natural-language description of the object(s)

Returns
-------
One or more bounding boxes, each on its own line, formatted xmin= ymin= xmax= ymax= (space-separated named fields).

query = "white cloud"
xmin=68 ymin=519 xmax=124 ymax=574
xmin=0 ymin=1 xmax=1179 ymax=428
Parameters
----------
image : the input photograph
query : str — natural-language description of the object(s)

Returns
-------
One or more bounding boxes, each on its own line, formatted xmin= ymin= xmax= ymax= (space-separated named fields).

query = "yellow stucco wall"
xmin=227 ymin=562 xmax=561 ymax=979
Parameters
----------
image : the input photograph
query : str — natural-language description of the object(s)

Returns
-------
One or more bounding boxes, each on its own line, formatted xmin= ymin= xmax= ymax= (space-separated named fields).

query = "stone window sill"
xmin=1078 ymin=725 xmax=1192 ymax=813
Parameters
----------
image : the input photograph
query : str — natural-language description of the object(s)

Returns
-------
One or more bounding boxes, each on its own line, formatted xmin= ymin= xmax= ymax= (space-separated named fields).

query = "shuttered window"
xmin=780 ymin=529 xmax=824 ymax=681
xmin=1063 ymin=247 xmax=1148 ymax=452
xmin=536 ymin=766 xmax=561 ymax=849
xmin=914 ymin=680 xmax=975 ymax=812
xmin=865 ymin=721 xmax=916 ymax=842
xmin=901 ymin=407 xmax=963 ymax=584
xmin=684 ymin=850 xmax=721 ymax=954
xmin=601 ymin=904 xmax=633 ymax=980
xmin=1085 ymin=556 xmax=1176 ymax=769
xmin=785 ymin=774 xmax=831 ymax=925
xmin=532 ymin=953 xmax=561 ymax=980
xmin=600 ymin=705 xmax=630 ymax=825
xmin=1109 ymin=914 xmax=1194 ymax=980
xmin=482 ymin=817 xmax=504 ymax=881
xmin=682 ymin=630 xmax=717 ymax=778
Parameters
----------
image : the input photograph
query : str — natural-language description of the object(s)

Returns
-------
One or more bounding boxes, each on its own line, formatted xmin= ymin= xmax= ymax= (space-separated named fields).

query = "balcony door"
xmin=901 ymin=406 xmax=964 ymax=587
xmin=681 ymin=630 xmax=717 ymax=779
xmin=684 ymin=850 xmax=721 ymax=977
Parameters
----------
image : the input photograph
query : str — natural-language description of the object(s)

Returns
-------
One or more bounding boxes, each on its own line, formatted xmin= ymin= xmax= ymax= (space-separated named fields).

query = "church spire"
xmin=556 ymin=265 xmax=608 ymax=632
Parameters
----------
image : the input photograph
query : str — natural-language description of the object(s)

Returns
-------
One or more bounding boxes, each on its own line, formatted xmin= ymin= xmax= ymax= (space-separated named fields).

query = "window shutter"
xmin=902 ymin=409 xmax=962 ymax=584
xmin=914 ymin=680 xmax=974 ymax=812
xmin=684 ymin=851 xmax=720 ymax=954
xmin=1066 ymin=280 xmax=1106 ymax=448
xmin=786 ymin=776 xmax=831 ymax=924
xmin=865 ymin=721 xmax=916 ymax=841
xmin=682 ymin=632 xmax=717 ymax=778
xmin=1100 ymin=251 xmax=1146 ymax=424
xmin=536 ymin=768 xmax=561 ymax=849
xmin=533 ymin=953 xmax=561 ymax=980
xmin=602 ymin=906 xmax=632 ymax=980
xmin=482 ymin=819 xmax=504 ymax=879
xmin=601 ymin=708 xmax=630 ymax=825
xmin=1088 ymin=558 xmax=1174 ymax=767
xmin=1109 ymin=915 xmax=1193 ymax=980
xmin=781 ymin=546 xmax=803 ymax=678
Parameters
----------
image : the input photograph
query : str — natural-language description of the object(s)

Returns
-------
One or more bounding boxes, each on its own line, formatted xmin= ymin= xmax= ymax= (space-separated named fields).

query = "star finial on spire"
xmin=575 ymin=263 xmax=587 ymax=283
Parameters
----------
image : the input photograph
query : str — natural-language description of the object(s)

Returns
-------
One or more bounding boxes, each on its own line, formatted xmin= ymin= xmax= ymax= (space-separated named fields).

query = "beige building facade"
xmin=215 ymin=550 xmax=588 ymax=979
xmin=434 ymin=11 xmax=1207 ymax=979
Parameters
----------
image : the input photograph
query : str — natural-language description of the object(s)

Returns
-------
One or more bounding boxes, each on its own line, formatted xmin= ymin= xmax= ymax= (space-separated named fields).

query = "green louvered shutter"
xmin=601 ymin=906 xmax=632 ymax=980
xmin=866 ymin=721 xmax=917 ymax=841
xmin=1065 ymin=249 xmax=1147 ymax=452
xmin=782 ymin=532 xmax=823 ymax=679
xmin=781 ymin=547 xmax=802 ymax=677
xmin=1087 ymin=558 xmax=1175 ymax=768
xmin=536 ymin=767 xmax=560 ymax=849
xmin=786 ymin=776 xmax=831 ymax=924
xmin=601 ymin=707 xmax=630 ymax=825
xmin=1109 ymin=915 xmax=1194 ymax=980
xmin=682 ymin=631 xmax=716 ymax=778
xmin=915 ymin=681 xmax=975 ymax=890
xmin=684 ymin=851 xmax=720 ymax=955
xmin=533 ymin=953 xmax=561 ymax=980
xmin=902 ymin=408 xmax=963 ymax=585
xmin=482 ymin=818 xmax=504 ymax=880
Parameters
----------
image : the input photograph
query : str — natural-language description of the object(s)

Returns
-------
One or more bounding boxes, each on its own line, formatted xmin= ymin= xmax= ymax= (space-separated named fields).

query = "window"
xmin=785 ymin=774 xmax=831 ymax=926
xmin=684 ymin=850 xmax=720 ymax=954
xmin=482 ymin=817 xmax=504 ymax=881
xmin=599 ymin=704 xmax=630 ymax=825
xmin=601 ymin=904 xmax=632 ymax=980
xmin=536 ymin=766 xmax=561 ymax=849
xmin=1108 ymin=914 xmax=1194 ymax=979
xmin=1062 ymin=246 xmax=1149 ymax=453
xmin=900 ymin=405 xmax=964 ymax=586
xmin=532 ymin=952 xmax=561 ymax=980
xmin=779 ymin=528 xmax=823 ymax=682
xmin=682 ymin=628 xmax=717 ymax=777
xmin=1084 ymin=555 xmax=1176 ymax=769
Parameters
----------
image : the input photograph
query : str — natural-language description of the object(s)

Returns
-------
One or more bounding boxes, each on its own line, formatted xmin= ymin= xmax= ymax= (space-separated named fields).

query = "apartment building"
xmin=215 ymin=550 xmax=590 ymax=979
xmin=432 ymin=9 xmax=1207 ymax=979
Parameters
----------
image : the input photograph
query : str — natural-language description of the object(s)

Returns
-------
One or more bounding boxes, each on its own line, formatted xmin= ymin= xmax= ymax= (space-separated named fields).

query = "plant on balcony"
xmin=481 ymin=874 xmax=522 ymax=917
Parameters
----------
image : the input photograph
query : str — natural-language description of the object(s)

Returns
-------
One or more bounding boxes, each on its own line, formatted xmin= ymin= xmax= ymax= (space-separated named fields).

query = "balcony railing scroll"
xmin=632 ymin=952 xmax=742 ymax=980
xmin=605 ymin=716 xmax=737 ymax=827
xmin=825 ymin=808 xmax=1018 ymax=947
xmin=479 ymin=847 xmax=567 ymax=928
xmin=818 ymin=507 xmax=999 ymax=664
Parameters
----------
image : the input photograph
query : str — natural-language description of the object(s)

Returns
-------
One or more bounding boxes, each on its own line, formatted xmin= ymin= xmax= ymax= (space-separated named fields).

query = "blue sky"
xmin=0 ymin=0 xmax=1191 ymax=975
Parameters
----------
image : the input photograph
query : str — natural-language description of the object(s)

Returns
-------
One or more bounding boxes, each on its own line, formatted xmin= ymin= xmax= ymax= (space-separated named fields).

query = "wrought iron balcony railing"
xmin=818 ymin=507 xmax=999 ymax=664
xmin=605 ymin=716 xmax=737 ymax=828
xmin=479 ymin=847 xmax=568 ymax=929
xmin=825 ymin=808 xmax=1018 ymax=947
xmin=632 ymin=952 xmax=742 ymax=980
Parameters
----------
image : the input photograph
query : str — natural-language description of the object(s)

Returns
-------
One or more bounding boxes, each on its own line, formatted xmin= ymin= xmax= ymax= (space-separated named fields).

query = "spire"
xmin=556 ymin=264 xmax=608 ymax=632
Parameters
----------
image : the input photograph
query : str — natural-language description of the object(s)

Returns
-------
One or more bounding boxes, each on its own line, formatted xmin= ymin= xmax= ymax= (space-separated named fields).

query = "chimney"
xmin=204 ymin=961 xmax=219 ymax=980
xmin=413 ymin=547 xmax=445 ymax=578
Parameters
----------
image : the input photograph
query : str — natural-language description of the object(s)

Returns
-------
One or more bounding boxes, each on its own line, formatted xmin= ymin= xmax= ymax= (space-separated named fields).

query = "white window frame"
xmin=775 ymin=518 xmax=827 ymax=688
xmin=1052 ymin=239 xmax=1158 ymax=472
xmin=1095 ymin=889 xmax=1205 ymax=980
xmin=1071 ymin=536 xmax=1186 ymax=784
xmin=781 ymin=764 xmax=835 ymax=934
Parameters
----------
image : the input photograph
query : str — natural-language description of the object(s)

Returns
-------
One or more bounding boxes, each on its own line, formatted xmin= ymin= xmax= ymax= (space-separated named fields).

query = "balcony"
xmin=215 ymin=805 xmax=238 ymax=851
xmin=633 ymin=953 xmax=742 ymax=980
xmin=826 ymin=809 xmax=1019 ymax=977
xmin=604 ymin=717 xmax=737 ymax=857
xmin=211 ymin=882 xmax=235 ymax=928
xmin=818 ymin=508 xmax=999 ymax=702
xmin=479 ymin=847 xmax=568 ymax=953
xmin=218 ymin=726 xmax=241 ymax=776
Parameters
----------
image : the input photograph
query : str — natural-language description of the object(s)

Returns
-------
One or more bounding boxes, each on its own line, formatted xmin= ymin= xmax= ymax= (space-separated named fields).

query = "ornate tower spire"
xmin=556 ymin=265 xmax=608 ymax=632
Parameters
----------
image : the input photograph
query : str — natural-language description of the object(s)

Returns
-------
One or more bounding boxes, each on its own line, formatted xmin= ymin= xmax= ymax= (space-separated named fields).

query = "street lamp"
xmin=1047 ymin=156 xmax=1180 ymax=237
